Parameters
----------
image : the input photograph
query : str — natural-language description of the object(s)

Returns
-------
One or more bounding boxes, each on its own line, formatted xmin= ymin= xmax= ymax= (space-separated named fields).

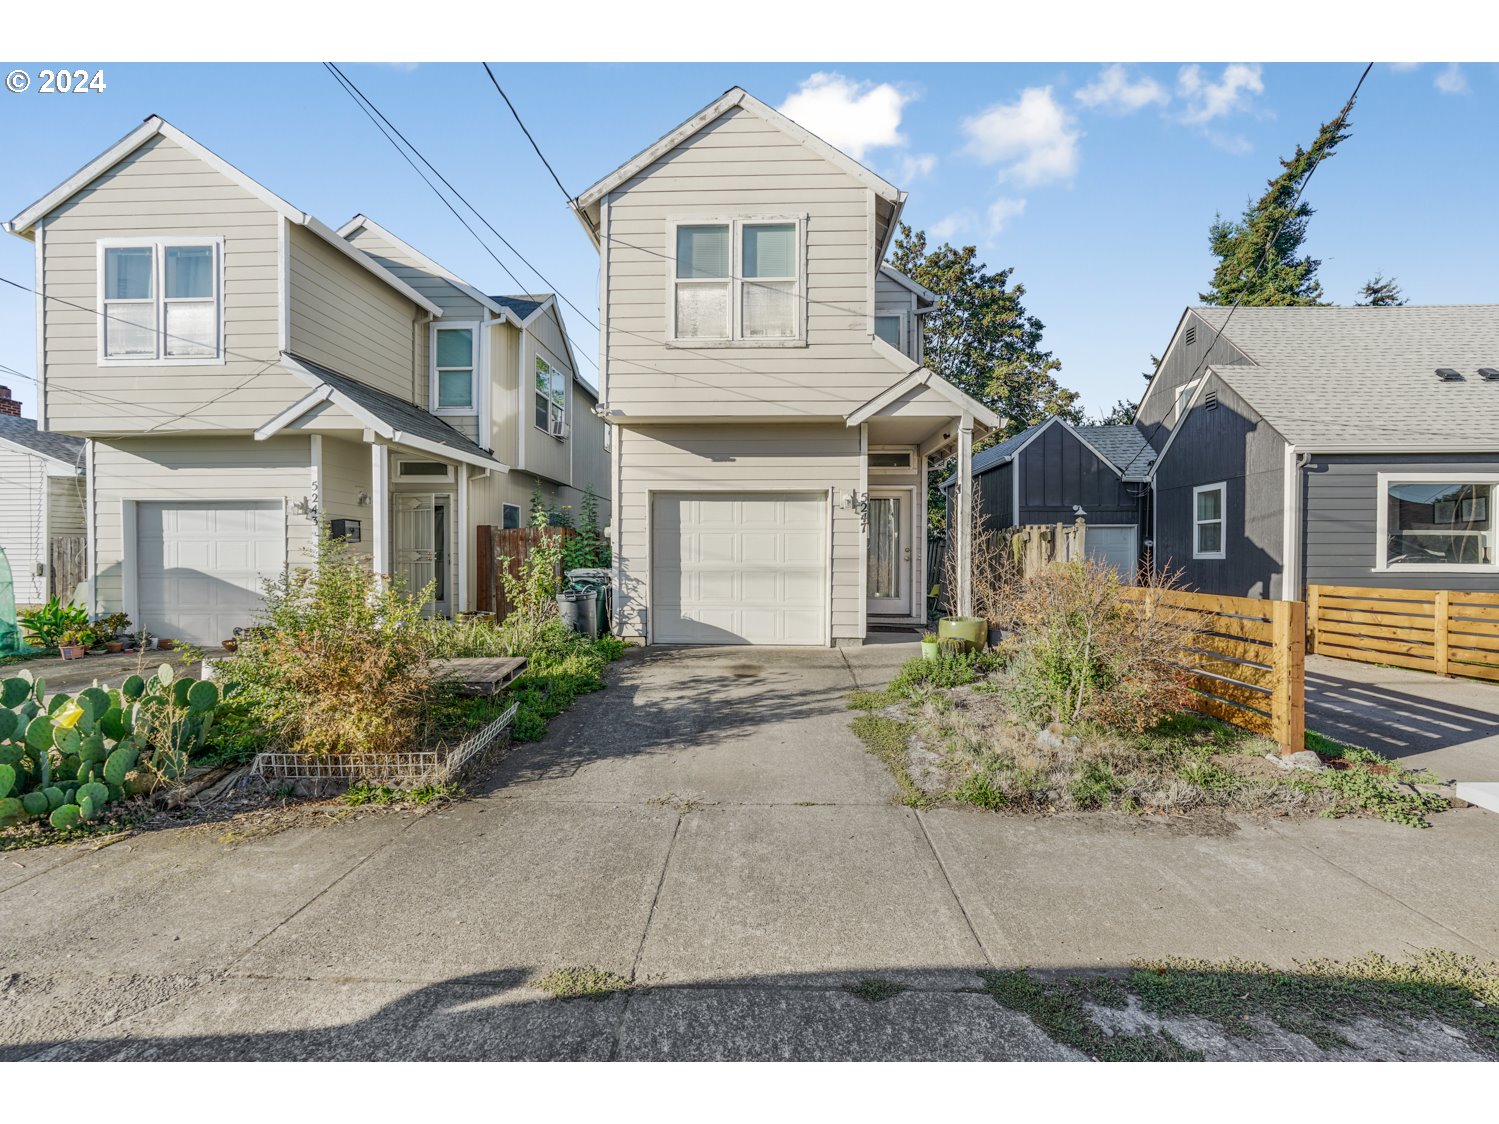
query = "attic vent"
xmin=1479 ymin=368 xmax=1499 ymax=381
xmin=1436 ymin=368 xmax=1465 ymax=382
xmin=1203 ymin=389 xmax=1219 ymax=410
xmin=1184 ymin=325 xmax=1197 ymax=347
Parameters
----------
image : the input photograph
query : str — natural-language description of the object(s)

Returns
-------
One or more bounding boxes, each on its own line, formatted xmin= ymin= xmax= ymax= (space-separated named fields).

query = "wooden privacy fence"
xmin=475 ymin=525 xmax=574 ymax=619
xmin=1125 ymin=588 xmax=1305 ymax=752
xmin=1004 ymin=518 xmax=1087 ymax=578
xmin=49 ymin=534 xmax=86 ymax=601
xmin=1307 ymin=584 xmax=1499 ymax=683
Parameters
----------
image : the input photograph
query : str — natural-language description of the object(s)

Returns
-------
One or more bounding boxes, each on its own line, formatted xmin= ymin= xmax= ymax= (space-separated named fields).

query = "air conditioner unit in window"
xmin=549 ymin=416 xmax=569 ymax=439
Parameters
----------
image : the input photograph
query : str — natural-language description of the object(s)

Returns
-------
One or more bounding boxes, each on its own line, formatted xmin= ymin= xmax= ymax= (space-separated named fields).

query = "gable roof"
xmin=277 ymin=354 xmax=506 ymax=470
xmin=879 ymin=264 xmax=938 ymax=307
xmin=573 ymin=87 xmax=904 ymax=219
xmin=0 ymin=415 xmax=85 ymax=468
xmin=488 ymin=294 xmax=547 ymax=322
xmin=1191 ymin=305 xmax=1499 ymax=447
xmin=940 ymin=419 xmax=1154 ymax=489
xmin=4 ymin=118 xmax=442 ymax=317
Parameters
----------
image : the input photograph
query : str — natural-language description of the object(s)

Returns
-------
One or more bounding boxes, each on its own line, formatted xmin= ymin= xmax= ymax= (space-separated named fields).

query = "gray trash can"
xmin=557 ymin=588 xmax=599 ymax=639
xmin=565 ymin=568 xmax=612 ymax=636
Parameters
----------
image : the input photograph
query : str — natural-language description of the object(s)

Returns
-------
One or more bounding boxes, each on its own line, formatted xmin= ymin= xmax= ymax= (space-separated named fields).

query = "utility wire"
xmin=481 ymin=63 xmax=594 ymax=235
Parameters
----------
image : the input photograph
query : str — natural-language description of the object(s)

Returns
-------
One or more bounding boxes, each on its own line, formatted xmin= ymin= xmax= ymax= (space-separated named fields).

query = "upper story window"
xmin=670 ymin=218 xmax=802 ymax=345
xmin=99 ymin=238 xmax=221 ymax=363
xmin=1173 ymin=378 xmax=1202 ymax=426
xmin=1193 ymin=482 xmax=1226 ymax=560
xmin=535 ymin=355 xmax=567 ymax=438
xmin=874 ymin=309 xmax=908 ymax=354
xmin=1379 ymin=475 xmax=1497 ymax=572
xmin=432 ymin=325 xmax=477 ymax=415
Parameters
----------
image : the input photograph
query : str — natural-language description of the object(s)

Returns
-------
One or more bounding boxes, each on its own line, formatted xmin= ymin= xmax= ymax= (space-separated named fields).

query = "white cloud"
xmin=896 ymin=152 xmax=937 ymax=181
xmin=1435 ymin=62 xmax=1468 ymax=94
xmin=1387 ymin=61 xmax=1422 ymax=73
xmin=986 ymin=197 xmax=1027 ymax=234
xmin=962 ymin=87 xmax=1081 ymax=187
xmin=929 ymin=210 xmax=974 ymax=241
xmin=778 ymin=72 xmax=912 ymax=160
xmin=1075 ymin=64 xmax=1169 ymax=114
xmin=1205 ymin=131 xmax=1253 ymax=156
xmin=1176 ymin=63 xmax=1265 ymax=124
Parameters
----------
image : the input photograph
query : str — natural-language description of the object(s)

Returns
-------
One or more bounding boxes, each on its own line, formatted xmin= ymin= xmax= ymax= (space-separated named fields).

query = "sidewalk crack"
xmin=914 ymin=810 xmax=996 ymax=970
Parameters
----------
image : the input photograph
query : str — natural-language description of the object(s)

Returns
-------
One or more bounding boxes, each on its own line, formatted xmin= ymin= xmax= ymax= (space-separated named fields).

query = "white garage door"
xmin=1085 ymin=524 xmax=1139 ymax=582
xmin=652 ymin=492 xmax=826 ymax=645
xmin=136 ymin=501 xmax=285 ymax=646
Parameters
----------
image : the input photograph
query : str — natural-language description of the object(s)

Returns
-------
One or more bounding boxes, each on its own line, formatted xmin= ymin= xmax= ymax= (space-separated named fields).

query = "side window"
xmin=432 ymin=326 xmax=476 ymax=414
xmin=874 ymin=311 xmax=906 ymax=352
xmin=534 ymin=356 xmax=567 ymax=437
xmin=100 ymin=239 xmax=220 ymax=362
xmin=502 ymin=503 xmax=522 ymax=529
xmin=1193 ymin=482 xmax=1226 ymax=559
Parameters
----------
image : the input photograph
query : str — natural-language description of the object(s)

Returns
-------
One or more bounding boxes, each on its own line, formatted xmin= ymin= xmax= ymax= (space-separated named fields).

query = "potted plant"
xmin=920 ymin=630 xmax=940 ymax=661
xmin=937 ymin=614 xmax=987 ymax=653
xmin=97 ymin=611 xmax=131 ymax=653
xmin=157 ymin=637 xmax=176 ymax=652
xmin=58 ymin=628 xmax=90 ymax=661
xmin=135 ymin=627 xmax=156 ymax=651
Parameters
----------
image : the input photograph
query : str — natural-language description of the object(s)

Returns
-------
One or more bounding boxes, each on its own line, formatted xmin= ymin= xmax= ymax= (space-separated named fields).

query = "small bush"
xmin=506 ymin=622 xmax=627 ymax=742
xmin=1068 ymin=758 xmax=1122 ymax=809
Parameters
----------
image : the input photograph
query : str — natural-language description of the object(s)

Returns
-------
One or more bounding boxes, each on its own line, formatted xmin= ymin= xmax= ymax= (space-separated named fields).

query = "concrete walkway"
xmin=1305 ymin=654 xmax=1499 ymax=782
xmin=2 ymin=642 xmax=1497 ymax=1060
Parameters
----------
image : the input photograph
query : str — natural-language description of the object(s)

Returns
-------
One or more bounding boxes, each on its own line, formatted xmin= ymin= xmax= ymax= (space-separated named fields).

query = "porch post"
xmin=456 ymin=465 xmax=469 ymax=615
xmin=956 ymin=412 xmax=974 ymax=618
xmin=370 ymin=440 xmax=389 ymax=585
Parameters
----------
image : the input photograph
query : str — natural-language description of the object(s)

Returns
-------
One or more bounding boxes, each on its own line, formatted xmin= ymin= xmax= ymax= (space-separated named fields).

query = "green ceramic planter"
xmin=920 ymin=638 xmax=940 ymax=661
xmin=938 ymin=616 xmax=987 ymax=652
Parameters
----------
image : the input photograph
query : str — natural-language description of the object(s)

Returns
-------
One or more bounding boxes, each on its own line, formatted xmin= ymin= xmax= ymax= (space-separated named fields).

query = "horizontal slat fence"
xmin=1125 ymin=588 xmax=1305 ymax=752
xmin=1308 ymin=584 xmax=1499 ymax=683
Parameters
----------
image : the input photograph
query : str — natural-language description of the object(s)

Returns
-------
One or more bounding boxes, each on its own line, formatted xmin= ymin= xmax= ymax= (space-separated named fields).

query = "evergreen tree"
xmin=1356 ymin=273 xmax=1406 ymax=306
xmin=1093 ymin=399 xmax=1137 ymax=426
xmin=1200 ymin=112 xmax=1353 ymax=307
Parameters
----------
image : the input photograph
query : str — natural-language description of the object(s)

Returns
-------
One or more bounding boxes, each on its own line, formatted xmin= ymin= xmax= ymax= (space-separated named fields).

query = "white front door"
xmin=393 ymin=493 xmax=449 ymax=614
xmin=866 ymin=489 xmax=912 ymax=617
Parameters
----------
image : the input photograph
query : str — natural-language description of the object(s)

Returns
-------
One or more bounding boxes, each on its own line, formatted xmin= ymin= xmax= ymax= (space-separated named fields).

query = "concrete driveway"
xmin=3 ymin=641 xmax=1498 ymax=1061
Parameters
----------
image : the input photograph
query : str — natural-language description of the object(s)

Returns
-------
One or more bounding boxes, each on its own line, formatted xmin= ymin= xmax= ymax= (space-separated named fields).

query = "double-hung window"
xmin=670 ymin=218 xmax=802 ymax=344
xmin=1378 ymin=474 xmax=1497 ymax=572
xmin=535 ymin=356 xmax=566 ymax=437
xmin=1193 ymin=482 xmax=1226 ymax=559
xmin=99 ymin=238 xmax=221 ymax=362
xmin=432 ymin=325 xmax=476 ymax=414
xmin=874 ymin=308 xmax=907 ymax=353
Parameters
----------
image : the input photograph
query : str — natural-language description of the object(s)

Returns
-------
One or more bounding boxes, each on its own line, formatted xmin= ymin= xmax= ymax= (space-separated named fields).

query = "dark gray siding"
xmin=1017 ymin=423 xmax=1142 ymax=528
xmin=1136 ymin=311 xmax=1253 ymax=450
xmin=1302 ymin=453 xmax=1499 ymax=593
xmin=1153 ymin=373 xmax=1288 ymax=598
xmin=974 ymin=460 xmax=1012 ymax=529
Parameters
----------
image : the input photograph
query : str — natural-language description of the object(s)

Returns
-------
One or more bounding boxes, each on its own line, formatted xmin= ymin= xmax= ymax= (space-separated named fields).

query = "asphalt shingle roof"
xmin=1072 ymin=424 xmax=1154 ymax=479
xmin=1190 ymin=305 xmax=1499 ymax=447
xmin=0 ymin=414 xmax=85 ymax=467
xmin=487 ymin=294 xmax=548 ymax=321
xmin=286 ymin=355 xmax=502 ymax=465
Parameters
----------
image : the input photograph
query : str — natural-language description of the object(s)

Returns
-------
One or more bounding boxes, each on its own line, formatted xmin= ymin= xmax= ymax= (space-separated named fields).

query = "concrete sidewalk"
xmin=2 ymin=642 xmax=1497 ymax=1061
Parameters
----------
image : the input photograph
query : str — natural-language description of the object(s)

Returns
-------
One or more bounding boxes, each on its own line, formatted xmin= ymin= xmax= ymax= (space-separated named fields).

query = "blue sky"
xmin=1 ymin=61 xmax=1494 ymax=418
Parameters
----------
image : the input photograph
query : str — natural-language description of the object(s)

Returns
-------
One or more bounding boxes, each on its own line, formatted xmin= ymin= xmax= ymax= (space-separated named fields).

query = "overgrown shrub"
xmin=505 ymin=621 xmax=626 ymax=742
xmin=497 ymin=508 xmax=567 ymax=656
xmin=222 ymin=534 xmax=437 ymax=758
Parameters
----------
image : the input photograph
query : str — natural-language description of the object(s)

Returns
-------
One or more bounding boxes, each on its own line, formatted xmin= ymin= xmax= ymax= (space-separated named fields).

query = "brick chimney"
xmin=0 ymin=386 xmax=20 ymax=417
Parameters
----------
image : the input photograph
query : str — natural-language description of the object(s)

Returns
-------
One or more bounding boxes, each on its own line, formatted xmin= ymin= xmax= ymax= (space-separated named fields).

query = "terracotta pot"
xmin=105 ymin=640 xmax=124 ymax=653
xmin=59 ymin=644 xmax=86 ymax=661
xmin=158 ymin=639 xmax=175 ymax=651
xmin=222 ymin=639 xmax=239 ymax=654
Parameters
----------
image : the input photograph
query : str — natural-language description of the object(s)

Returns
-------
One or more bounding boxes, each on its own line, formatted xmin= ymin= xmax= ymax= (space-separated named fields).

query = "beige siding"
xmin=317 ymin=435 xmax=373 ymax=562
xmin=287 ymin=224 xmax=423 ymax=402
xmin=523 ymin=308 xmax=574 ymax=486
xmin=604 ymin=106 xmax=898 ymax=419
xmin=488 ymin=321 xmax=520 ymax=466
xmin=90 ymin=436 xmax=315 ymax=614
xmin=568 ymin=381 xmax=612 ymax=523
xmin=343 ymin=226 xmax=489 ymax=321
xmin=39 ymin=133 xmax=302 ymax=434
xmin=0 ymin=448 xmax=49 ymax=604
xmin=616 ymin=423 xmax=861 ymax=641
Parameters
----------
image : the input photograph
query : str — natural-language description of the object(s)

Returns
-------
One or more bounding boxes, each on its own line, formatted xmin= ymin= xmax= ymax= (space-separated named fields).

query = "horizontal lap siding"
xmin=41 ymin=133 xmax=299 ymax=434
xmin=606 ymin=108 xmax=891 ymax=419
xmin=618 ymin=424 xmax=861 ymax=641
xmin=0 ymin=449 xmax=48 ymax=604
xmin=91 ymin=436 xmax=314 ymax=612
xmin=318 ymin=436 xmax=372 ymax=562
xmin=1303 ymin=453 xmax=1499 ymax=593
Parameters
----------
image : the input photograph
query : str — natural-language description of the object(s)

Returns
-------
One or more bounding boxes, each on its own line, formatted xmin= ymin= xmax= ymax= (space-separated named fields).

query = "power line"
xmin=481 ymin=63 xmax=593 ymax=234
xmin=324 ymin=62 xmax=603 ymax=356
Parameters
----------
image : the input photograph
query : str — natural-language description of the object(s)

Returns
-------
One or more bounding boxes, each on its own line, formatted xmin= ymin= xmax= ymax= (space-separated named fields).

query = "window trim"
xmin=534 ymin=353 xmax=568 ymax=439
xmin=664 ymin=214 xmax=808 ymax=348
xmin=1173 ymin=377 xmax=1202 ymax=427
xmin=395 ymin=458 xmax=455 ymax=482
xmin=430 ymin=321 xmax=479 ymax=417
xmin=502 ymin=502 xmax=523 ymax=530
xmin=868 ymin=445 xmax=916 ymax=475
xmin=96 ymin=236 xmax=224 ymax=366
xmin=1374 ymin=471 xmax=1499 ymax=574
xmin=1192 ymin=481 xmax=1227 ymax=560
xmin=874 ymin=307 xmax=908 ymax=354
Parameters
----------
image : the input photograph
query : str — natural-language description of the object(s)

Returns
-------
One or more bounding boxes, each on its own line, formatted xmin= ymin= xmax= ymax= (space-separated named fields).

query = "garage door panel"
xmin=652 ymin=492 xmax=826 ymax=645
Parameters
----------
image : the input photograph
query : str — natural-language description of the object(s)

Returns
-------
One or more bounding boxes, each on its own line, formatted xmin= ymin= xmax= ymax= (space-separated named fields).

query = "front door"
xmin=866 ymin=489 xmax=912 ymax=617
xmin=393 ymin=493 xmax=450 ymax=615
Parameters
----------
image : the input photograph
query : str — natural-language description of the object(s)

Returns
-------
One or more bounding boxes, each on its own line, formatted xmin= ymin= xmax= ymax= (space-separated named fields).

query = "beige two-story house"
xmin=571 ymin=87 xmax=998 ymax=646
xmin=5 ymin=116 xmax=608 ymax=646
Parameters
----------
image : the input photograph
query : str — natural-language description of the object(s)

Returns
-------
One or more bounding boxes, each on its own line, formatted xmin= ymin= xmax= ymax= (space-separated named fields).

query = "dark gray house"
xmin=1139 ymin=305 xmax=1499 ymax=599
xmin=943 ymin=416 xmax=1154 ymax=575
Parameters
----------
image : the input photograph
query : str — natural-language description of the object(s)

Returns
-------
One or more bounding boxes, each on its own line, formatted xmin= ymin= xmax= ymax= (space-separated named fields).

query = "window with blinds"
xmin=670 ymin=217 xmax=802 ymax=344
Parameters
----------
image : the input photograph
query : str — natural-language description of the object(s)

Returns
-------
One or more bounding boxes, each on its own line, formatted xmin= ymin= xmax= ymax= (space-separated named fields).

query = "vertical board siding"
xmin=617 ymin=423 xmax=861 ymax=640
xmin=287 ymin=224 xmax=422 ymax=402
xmin=1136 ymin=311 xmax=1253 ymax=444
xmin=1017 ymin=425 xmax=1142 ymax=526
xmin=40 ymin=133 xmax=301 ymax=432
xmin=1302 ymin=454 xmax=1499 ymax=593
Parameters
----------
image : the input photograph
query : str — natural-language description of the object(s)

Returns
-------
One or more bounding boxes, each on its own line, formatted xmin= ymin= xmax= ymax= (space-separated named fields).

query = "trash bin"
xmin=557 ymin=588 xmax=599 ymax=639
xmin=565 ymin=568 xmax=612 ymax=636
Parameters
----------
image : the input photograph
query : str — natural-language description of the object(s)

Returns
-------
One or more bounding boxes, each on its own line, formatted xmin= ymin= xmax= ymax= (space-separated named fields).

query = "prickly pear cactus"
xmin=49 ymin=804 xmax=81 ymax=831
xmin=0 ymin=763 xmax=13 ymax=799
xmin=122 ymin=674 xmax=146 ymax=701
xmin=20 ymin=791 xmax=49 ymax=817
xmin=0 ymin=796 xmax=22 ymax=827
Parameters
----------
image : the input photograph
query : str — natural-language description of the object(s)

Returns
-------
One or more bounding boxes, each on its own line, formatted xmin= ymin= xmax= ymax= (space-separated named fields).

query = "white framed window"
xmin=874 ymin=309 xmax=907 ymax=353
xmin=1376 ymin=473 xmax=1498 ymax=573
xmin=1174 ymin=378 xmax=1202 ymax=426
xmin=431 ymin=324 xmax=477 ymax=415
xmin=868 ymin=448 xmax=915 ymax=475
xmin=534 ymin=355 xmax=567 ymax=438
xmin=396 ymin=459 xmax=454 ymax=481
xmin=502 ymin=502 xmax=523 ymax=529
xmin=668 ymin=216 xmax=804 ymax=346
xmin=1193 ymin=482 xmax=1226 ymax=559
xmin=98 ymin=237 xmax=222 ymax=364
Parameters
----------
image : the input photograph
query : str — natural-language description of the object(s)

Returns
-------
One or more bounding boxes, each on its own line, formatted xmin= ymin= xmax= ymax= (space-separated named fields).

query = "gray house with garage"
xmin=1139 ymin=305 xmax=1499 ymax=599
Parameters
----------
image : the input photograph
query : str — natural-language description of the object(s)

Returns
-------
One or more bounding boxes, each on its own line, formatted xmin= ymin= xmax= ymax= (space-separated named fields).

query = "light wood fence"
xmin=1307 ymin=584 xmax=1499 ymax=683
xmin=1003 ymin=518 xmax=1088 ymax=578
xmin=1126 ymin=588 xmax=1305 ymax=752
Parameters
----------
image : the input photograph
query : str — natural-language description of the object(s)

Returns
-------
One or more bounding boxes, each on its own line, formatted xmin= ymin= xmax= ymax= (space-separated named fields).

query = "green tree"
xmin=1200 ymin=111 xmax=1353 ymax=307
xmin=1356 ymin=273 xmax=1406 ymax=306
xmin=1093 ymin=399 xmax=1136 ymax=426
